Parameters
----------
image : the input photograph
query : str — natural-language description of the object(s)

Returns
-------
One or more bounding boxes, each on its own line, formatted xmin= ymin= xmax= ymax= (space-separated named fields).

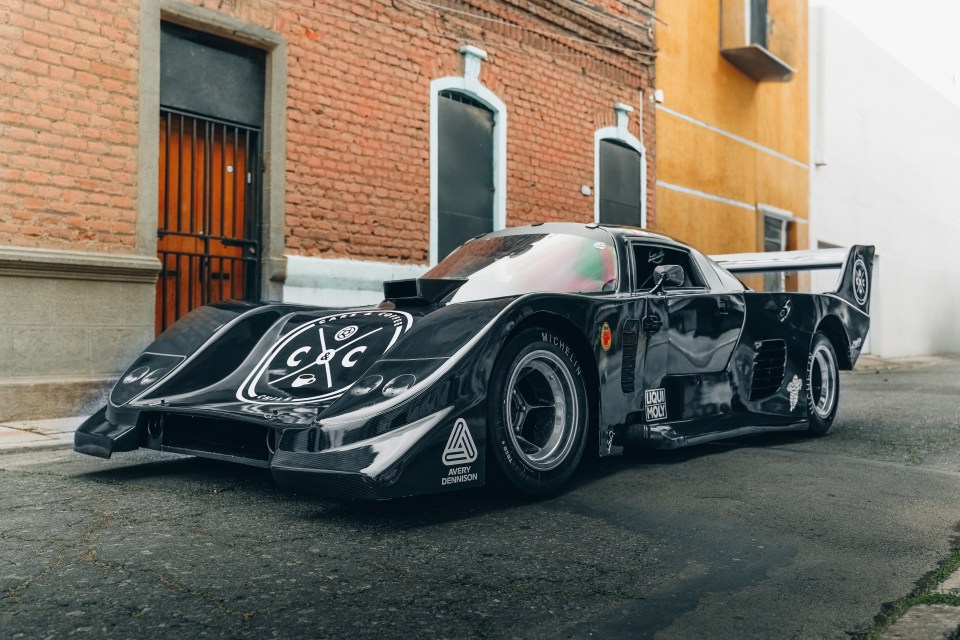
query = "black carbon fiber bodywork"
xmin=75 ymin=224 xmax=874 ymax=499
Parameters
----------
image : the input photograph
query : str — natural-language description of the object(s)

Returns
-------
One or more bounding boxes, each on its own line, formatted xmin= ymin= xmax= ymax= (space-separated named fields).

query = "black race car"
xmin=76 ymin=223 xmax=874 ymax=500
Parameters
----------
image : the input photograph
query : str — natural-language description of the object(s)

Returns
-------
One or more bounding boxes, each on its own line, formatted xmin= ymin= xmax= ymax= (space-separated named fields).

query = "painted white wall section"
xmin=809 ymin=8 xmax=960 ymax=356
xmin=283 ymin=256 xmax=426 ymax=307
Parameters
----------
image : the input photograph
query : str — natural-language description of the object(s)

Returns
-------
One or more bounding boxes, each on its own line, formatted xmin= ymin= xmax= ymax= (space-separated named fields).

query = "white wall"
xmin=809 ymin=7 xmax=960 ymax=357
xmin=283 ymin=256 xmax=426 ymax=308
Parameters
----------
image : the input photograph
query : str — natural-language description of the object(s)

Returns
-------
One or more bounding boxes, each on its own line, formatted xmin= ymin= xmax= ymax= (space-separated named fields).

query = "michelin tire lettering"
xmin=539 ymin=332 xmax=582 ymax=377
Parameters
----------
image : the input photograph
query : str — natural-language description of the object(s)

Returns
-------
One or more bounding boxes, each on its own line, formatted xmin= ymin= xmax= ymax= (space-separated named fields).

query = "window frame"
xmin=625 ymin=241 xmax=709 ymax=294
xmin=761 ymin=208 xmax=791 ymax=292
xmin=594 ymin=120 xmax=647 ymax=228
xmin=429 ymin=74 xmax=506 ymax=266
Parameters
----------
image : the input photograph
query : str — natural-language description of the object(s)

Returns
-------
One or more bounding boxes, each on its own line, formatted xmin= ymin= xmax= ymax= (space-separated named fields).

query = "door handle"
xmin=718 ymin=298 xmax=729 ymax=315
xmin=642 ymin=314 xmax=662 ymax=334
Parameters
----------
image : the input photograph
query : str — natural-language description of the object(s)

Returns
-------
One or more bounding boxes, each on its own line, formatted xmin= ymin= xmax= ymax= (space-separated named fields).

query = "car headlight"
xmin=350 ymin=375 xmax=384 ymax=396
xmin=141 ymin=368 xmax=168 ymax=386
xmin=123 ymin=366 xmax=150 ymax=385
xmin=382 ymin=374 xmax=417 ymax=397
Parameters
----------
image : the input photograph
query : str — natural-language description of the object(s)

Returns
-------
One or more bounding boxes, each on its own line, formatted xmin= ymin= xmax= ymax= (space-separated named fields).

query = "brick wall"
xmin=0 ymin=0 xmax=656 ymax=419
xmin=0 ymin=0 xmax=655 ymax=261
xmin=279 ymin=0 xmax=657 ymax=262
xmin=0 ymin=0 xmax=140 ymax=252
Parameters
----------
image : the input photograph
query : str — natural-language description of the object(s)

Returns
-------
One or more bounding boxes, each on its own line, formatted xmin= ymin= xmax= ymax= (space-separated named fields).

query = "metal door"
xmin=157 ymin=22 xmax=265 ymax=333
xmin=598 ymin=139 xmax=643 ymax=226
xmin=157 ymin=110 xmax=262 ymax=333
xmin=437 ymin=91 xmax=494 ymax=260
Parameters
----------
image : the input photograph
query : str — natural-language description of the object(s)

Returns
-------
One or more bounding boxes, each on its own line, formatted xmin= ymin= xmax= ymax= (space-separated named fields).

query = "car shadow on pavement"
xmin=79 ymin=455 xmax=278 ymax=490
xmin=75 ymin=428 xmax=816 ymax=527
xmin=566 ymin=428 xmax=814 ymax=489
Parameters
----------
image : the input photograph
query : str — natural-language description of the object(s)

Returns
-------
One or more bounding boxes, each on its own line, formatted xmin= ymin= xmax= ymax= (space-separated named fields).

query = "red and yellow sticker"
xmin=600 ymin=322 xmax=612 ymax=351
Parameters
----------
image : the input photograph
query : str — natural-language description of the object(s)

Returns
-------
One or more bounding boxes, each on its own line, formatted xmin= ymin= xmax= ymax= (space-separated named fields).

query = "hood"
xmin=116 ymin=306 xmax=416 ymax=416
xmin=112 ymin=296 xmax=514 ymax=427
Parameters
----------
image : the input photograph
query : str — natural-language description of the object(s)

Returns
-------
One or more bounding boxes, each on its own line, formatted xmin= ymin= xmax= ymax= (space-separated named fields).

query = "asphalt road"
xmin=2 ymin=359 xmax=960 ymax=639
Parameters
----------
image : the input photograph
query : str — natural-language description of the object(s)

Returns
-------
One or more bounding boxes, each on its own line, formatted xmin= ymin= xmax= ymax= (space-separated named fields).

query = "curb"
xmin=0 ymin=417 xmax=83 ymax=454
xmin=852 ymin=355 xmax=953 ymax=374
xmin=875 ymin=560 xmax=960 ymax=639
xmin=879 ymin=604 xmax=960 ymax=639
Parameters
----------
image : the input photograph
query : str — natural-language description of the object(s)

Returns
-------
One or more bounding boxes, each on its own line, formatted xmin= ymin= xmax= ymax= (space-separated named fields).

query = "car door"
xmin=628 ymin=243 xmax=746 ymax=434
xmin=622 ymin=242 xmax=675 ymax=428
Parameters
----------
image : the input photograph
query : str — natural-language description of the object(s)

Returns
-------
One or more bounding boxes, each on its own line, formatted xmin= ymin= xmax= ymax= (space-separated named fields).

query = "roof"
xmin=485 ymin=221 xmax=684 ymax=247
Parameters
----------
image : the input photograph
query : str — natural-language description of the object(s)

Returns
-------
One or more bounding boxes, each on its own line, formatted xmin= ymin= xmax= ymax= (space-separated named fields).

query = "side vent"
xmin=750 ymin=339 xmax=787 ymax=400
xmin=383 ymin=278 xmax=467 ymax=305
xmin=621 ymin=320 xmax=639 ymax=393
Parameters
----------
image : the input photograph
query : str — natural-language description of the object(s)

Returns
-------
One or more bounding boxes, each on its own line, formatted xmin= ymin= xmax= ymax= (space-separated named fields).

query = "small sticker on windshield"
xmin=593 ymin=242 xmax=606 ymax=250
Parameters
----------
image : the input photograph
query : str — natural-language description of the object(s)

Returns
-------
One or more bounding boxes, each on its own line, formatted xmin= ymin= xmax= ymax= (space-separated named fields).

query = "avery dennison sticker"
xmin=442 ymin=418 xmax=477 ymax=466
xmin=442 ymin=419 xmax=478 ymax=486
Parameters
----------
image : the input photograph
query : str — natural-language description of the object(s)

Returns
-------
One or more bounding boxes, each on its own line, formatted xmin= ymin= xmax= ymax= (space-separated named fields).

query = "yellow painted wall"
xmin=654 ymin=0 xmax=809 ymax=254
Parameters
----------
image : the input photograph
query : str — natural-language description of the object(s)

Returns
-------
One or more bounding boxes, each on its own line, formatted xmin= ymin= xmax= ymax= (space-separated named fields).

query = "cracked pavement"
xmin=2 ymin=358 xmax=960 ymax=638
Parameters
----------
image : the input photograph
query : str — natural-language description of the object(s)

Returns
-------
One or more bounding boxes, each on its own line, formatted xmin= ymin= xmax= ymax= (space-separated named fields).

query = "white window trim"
xmin=758 ymin=202 xmax=803 ymax=223
xmin=429 ymin=70 xmax=507 ymax=265
xmin=594 ymin=103 xmax=647 ymax=227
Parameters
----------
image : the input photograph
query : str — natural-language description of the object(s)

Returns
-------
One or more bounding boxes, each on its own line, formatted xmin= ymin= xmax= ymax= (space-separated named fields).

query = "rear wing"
xmin=710 ymin=245 xmax=875 ymax=313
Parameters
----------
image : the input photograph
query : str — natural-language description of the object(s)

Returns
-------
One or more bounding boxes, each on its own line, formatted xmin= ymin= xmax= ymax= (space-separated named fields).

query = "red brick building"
xmin=0 ymin=0 xmax=656 ymax=419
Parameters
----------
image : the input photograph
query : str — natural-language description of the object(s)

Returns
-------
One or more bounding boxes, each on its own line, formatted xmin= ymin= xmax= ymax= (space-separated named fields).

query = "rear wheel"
xmin=487 ymin=328 xmax=589 ymax=496
xmin=806 ymin=332 xmax=839 ymax=435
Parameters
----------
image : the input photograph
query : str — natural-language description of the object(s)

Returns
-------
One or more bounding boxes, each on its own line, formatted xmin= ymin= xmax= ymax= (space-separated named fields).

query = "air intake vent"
xmin=750 ymin=339 xmax=787 ymax=400
xmin=158 ymin=413 xmax=272 ymax=466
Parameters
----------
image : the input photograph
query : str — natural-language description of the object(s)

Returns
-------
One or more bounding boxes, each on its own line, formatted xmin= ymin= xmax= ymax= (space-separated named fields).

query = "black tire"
xmin=806 ymin=332 xmax=840 ymax=436
xmin=487 ymin=327 xmax=589 ymax=496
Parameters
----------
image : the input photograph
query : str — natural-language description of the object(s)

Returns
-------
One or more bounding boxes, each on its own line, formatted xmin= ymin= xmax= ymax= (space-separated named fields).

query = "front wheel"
xmin=806 ymin=332 xmax=840 ymax=436
xmin=487 ymin=328 xmax=589 ymax=496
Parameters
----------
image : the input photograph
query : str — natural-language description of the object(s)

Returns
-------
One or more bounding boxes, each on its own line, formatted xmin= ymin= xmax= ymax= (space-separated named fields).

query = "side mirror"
xmin=650 ymin=264 xmax=684 ymax=295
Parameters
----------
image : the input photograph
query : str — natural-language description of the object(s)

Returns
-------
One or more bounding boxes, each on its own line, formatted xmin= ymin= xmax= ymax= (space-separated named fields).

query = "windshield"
xmin=424 ymin=232 xmax=618 ymax=303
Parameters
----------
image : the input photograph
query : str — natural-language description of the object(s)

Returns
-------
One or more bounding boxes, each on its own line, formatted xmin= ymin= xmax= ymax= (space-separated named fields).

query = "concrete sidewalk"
xmin=0 ymin=416 xmax=84 ymax=453
xmin=853 ymin=353 xmax=951 ymax=373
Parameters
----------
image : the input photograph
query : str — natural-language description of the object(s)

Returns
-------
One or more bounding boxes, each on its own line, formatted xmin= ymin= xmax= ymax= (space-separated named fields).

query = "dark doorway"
xmin=598 ymin=139 xmax=644 ymax=227
xmin=157 ymin=22 xmax=265 ymax=333
xmin=437 ymin=90 xmax=494 ymax=261
xmin=751 ymin=0 xmax=769 ymax=48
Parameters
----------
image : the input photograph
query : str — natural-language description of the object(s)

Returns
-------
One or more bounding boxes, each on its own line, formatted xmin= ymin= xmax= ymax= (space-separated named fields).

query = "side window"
xmin=633 ymin=244 xmax=704 ymax=291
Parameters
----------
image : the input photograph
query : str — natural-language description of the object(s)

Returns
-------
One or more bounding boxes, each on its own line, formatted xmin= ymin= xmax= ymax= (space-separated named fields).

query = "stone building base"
xmin=0 ymin=247 xmax=159 ymax=421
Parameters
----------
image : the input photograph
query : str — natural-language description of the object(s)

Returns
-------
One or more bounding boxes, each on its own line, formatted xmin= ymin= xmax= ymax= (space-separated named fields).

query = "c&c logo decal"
xmin=237 ymin=311 xmax=412 ymax=405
